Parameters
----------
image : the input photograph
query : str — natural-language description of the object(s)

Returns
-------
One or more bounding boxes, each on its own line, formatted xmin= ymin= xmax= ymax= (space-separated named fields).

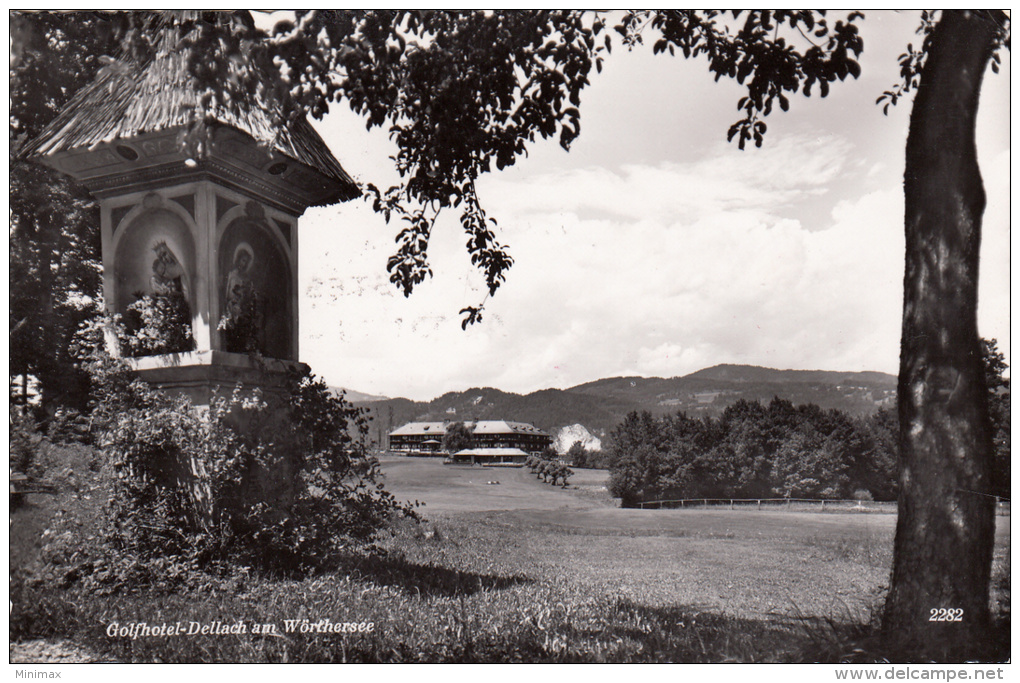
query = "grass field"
xmin=10 ymin=454 xmax=1011 ymax=663
xmin=379 ymin=455 xmax=1008 ymax=624
xmin=377 ymin=455 xmax=610 ymax=512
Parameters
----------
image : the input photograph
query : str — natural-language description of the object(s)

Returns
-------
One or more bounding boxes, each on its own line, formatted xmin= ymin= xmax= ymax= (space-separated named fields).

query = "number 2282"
xmin=929 ymin=608 xmax=963 ymax=622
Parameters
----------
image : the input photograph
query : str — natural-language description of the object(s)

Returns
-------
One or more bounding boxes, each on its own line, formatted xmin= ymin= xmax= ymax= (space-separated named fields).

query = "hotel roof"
xmin=453 ymin=448 xmax=528 ymax=457
xmin=388 ymin=422 xmax=447 ymax=437
xmin=389 ymin=420 xmax=549 ymax=437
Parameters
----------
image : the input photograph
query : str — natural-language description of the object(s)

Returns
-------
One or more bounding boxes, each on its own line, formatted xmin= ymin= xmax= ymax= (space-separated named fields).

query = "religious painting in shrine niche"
xmin=113 ymin=208 xmax=196 ymax=356
xmin=218 ymin=218 xmax=292 ymax=359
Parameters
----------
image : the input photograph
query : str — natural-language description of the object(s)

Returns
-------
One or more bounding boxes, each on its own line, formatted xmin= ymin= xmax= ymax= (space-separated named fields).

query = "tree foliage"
xmin=565 ymin=440 xmax=611 ymax=469
xmin=606 ymin=400 xmax=899 ymax=507
xmin=92 ymin=10 xmax=871 ymax=325
xmin=618 ymin=11 xmax=864 ymax=148
xmin=9 ymin=12 xmax=121 ymax=416
xmin=982 ymin=339 xmax=1010 ymax=500
xmin=526 ymin=455 xmax=573 ymax=487
xmin=441 ymin=421 xmax=474 ymax=454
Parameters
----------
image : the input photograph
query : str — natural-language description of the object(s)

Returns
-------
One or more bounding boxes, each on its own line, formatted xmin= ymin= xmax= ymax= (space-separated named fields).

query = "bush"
xmin=531 ymin=459 xmax=572 ymax=487
xmin=122 ymin=293 xmax=195 ymax=357
xmin=47 ymin=407 xmax=93 ymax=444
xmin=10 ymin=411 xmax=43 ymax=477
xmin=527 ymin=449 xmax=558 ymax=474
xmin=42 ymin=318 xmax=417 ymax=592
xmin=9 ymin=413 xmax=99 ymax=509
xmin=554 ymin=463 xmax=574 ymax=487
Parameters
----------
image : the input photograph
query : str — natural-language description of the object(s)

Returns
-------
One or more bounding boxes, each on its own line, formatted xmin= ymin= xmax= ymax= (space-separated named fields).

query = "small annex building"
xmin=388 ymin=420 xmax=551 ymax=458
xmin=452 ymin=448 xmax=529 ymax=466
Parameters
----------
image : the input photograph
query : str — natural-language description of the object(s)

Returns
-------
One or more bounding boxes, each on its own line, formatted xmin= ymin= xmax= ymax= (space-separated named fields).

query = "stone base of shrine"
xmin=128 ymin=350 xmax=308 ymax=413
xmin=126 ymin=351 xmax=309 ymax=511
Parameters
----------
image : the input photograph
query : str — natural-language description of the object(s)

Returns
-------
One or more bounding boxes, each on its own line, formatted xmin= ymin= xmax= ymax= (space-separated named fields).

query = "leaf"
xmin=459 ymin=306 xmax=483 ymax=329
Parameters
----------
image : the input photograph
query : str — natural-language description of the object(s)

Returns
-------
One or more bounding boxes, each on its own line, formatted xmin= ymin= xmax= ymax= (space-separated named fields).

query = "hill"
xmin=354 ymin=364 xmax=896 ymax=445
xmin=569 ymin=364 xmax=896 ymax=420
xmin=357 ymin=387 xmax=635 ymax=447
xmin=330 ymin=386 xmax=390 ymax=403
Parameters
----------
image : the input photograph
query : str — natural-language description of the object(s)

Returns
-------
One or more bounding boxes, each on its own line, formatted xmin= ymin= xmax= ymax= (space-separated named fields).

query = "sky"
xmin=283 ymin=11 xmax=1011 ymax=402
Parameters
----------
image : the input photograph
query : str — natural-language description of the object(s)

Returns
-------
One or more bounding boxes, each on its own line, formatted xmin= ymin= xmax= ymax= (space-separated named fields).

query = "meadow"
xmin=10 ymin=455 xmax=1011 ymax=663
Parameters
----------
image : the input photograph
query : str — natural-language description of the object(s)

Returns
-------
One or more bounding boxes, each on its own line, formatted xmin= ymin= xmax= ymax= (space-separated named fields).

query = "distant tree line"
xmin=607 ymin=398 xmax=900 ymax=508
xmin=607 ymin=341 xmax=1010 ymax=509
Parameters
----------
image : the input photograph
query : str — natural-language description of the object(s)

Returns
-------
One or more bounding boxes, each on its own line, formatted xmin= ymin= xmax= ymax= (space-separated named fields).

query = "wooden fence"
xmin=636 ymin=497 xmax=1011 ymax=515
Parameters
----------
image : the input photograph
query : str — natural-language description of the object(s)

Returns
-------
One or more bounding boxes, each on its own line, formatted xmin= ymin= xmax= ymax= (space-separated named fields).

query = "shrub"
xmin=530 ymin=459 xmax=572 ymax=488
xmin=42 ymin=317 xmax=417 ymax=592
xmin=10 ymin=411 xmax=43 ymax=477
xmin=548 ymin=463 xmax=573 ymax=487
xmin=47 ymin=407 xmax=93 ymax=444
xmin=559 ymin=465 xmax=574 ymax=487
xmin=122 ymin=293 xmax=195 ymax=357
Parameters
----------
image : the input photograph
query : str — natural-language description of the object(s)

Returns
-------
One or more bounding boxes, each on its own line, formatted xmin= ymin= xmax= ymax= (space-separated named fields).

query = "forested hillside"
xmin=355 ymin=364 xmax=898 ymax=443
xmin=569 ymin=365 xmax=896 ymax=417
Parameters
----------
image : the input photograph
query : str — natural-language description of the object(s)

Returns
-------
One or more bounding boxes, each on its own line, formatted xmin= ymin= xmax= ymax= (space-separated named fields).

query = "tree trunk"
xmin=882 ymin=10 xmax=1002 ymax=660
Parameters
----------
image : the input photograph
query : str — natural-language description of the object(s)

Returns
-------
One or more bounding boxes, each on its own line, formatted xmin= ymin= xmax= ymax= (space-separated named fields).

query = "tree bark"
xmin=882 ymin=10 xmax=1002 ymax=660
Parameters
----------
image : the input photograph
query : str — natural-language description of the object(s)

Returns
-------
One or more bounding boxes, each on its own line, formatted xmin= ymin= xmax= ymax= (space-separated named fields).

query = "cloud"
xmin=471 ymin=133 xmax=904 ymax=378
xmin=482 ymin=133 xmax=854 ymax=225
xmin=297 ymin=130 xmax=921 ymax=400
xmin=496 ymin=189 xmax=904 ymax=386
xmin=298 ymin=99 xmax=1009 ymax=401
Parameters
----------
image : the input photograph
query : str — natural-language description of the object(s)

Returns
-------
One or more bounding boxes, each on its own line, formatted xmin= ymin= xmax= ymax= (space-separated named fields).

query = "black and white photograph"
xmin=9 ymin=9 xmax=1011 ymax=674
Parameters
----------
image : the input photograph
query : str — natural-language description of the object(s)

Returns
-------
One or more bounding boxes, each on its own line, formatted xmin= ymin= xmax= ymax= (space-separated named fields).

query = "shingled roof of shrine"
xmin=21 ymin=12 xmax=359 ymax=205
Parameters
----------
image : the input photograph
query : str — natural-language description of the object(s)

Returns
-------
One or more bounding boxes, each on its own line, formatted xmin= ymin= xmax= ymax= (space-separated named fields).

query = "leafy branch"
xmin=876 ymin=10 xmax=938 ymax=115
xmin=103 ymin=11 xmax=871 ymax=325
xmin=621 ymin=10 xmax=865 ymax=149
xmin=877 ymin=10 xmax=1009 ymax=115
